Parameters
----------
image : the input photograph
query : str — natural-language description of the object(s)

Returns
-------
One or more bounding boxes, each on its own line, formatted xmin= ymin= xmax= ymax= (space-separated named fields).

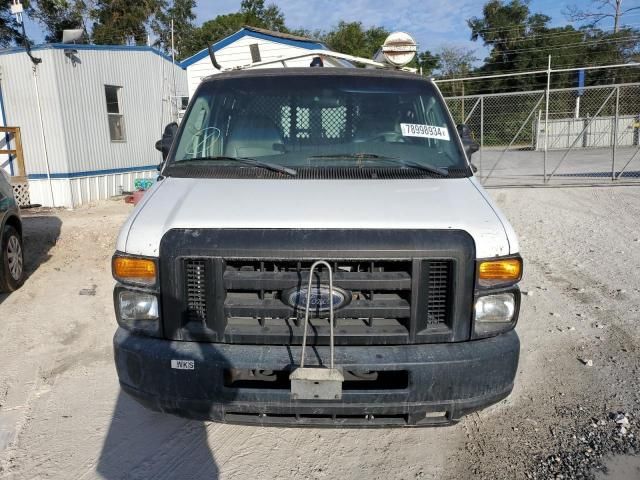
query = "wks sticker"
xmin=171 ymin=359 xmax=195 ymax=370
xmin=401 ymin=123 xmax=450 ymax=141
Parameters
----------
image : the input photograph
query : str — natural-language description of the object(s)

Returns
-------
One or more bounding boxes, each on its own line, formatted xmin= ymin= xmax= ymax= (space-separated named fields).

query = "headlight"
xmin=119 ymin=290 xmax=159 ymax=320
xmin=473 ymin=292 xmax=518 ymax=338
xmin=116 ymin=290 xmax=161 ymax=337
xmin=475 ymin=293 xmax=515 ymax=323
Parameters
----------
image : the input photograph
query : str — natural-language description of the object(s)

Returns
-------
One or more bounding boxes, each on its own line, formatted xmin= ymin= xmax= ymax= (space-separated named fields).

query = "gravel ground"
xmin=0 ymin=185 xmax=639 ymax=480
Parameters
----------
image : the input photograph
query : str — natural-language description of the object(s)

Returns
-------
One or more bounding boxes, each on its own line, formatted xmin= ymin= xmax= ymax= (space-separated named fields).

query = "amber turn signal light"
xmin=478 ymin=258 xmax=522 ymax=285
xmin=113 ymin=256 xmax=157 ymax=285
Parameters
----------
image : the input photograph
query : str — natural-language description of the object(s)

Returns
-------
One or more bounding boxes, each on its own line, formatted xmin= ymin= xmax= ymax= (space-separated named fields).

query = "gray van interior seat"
xmin=225 ymin=115 xmax=284 ymax=158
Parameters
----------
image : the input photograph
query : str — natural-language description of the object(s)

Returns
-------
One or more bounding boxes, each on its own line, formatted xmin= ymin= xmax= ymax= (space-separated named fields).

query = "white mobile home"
xmin=181 ymin=26 xmax=342 ymax=98
xmin=0 ymin=44 xmax=186 ymax=207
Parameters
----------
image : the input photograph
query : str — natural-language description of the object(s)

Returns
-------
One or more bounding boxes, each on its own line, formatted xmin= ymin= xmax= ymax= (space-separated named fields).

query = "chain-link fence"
xmin=444 ymin=83 xmax=640 ymax=186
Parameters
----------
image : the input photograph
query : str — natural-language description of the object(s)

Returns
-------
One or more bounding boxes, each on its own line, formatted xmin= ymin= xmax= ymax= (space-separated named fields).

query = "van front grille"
xmin=159 ymin=229 xmax=476 ymax=345
xmin=224 ymin=259 xmax=413 ymax=344
xmin=185 ymin=259 xmax=207 ymax=322
xmin=425 ymin=261 xmax=452 ymax=325
xmin=182 ymin=258 xmax=454 ymax=345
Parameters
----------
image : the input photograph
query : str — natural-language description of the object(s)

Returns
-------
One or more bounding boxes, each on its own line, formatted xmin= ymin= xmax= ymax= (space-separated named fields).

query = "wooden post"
xmin=0 ymin=126 xmax=27 ymax=181
xmin=13 ymin=127 xmax=25 ymax=179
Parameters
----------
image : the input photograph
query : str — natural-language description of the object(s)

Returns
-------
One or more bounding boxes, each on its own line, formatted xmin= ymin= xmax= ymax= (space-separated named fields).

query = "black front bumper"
xmin=114 ymin=328 xmax=519 ymax=427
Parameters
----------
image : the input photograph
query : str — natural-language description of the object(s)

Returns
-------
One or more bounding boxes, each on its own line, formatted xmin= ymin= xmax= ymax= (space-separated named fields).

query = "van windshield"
xmin=168 ymin=73 xmax=469 ymax=176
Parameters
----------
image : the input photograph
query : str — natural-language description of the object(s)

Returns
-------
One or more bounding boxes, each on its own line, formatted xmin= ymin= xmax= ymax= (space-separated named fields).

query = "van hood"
xmin=116 ymin=176 xmax=518 ymax=258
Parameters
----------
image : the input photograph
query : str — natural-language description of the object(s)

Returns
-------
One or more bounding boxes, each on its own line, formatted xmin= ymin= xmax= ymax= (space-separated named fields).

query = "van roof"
xmin=202 ymin=67 xmax=432 ymax=84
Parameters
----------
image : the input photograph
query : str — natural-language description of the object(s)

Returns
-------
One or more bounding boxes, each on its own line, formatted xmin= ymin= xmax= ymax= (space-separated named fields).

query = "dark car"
xmin=0 ymin=170 xmax=24 ymax=292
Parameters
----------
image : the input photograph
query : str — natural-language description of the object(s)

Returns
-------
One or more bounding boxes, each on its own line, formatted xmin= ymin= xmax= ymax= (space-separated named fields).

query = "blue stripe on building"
xmin=0 ymin=43 xmax=180 ymax=67
xmin=28 ymin=164 xmax=158 ymax=180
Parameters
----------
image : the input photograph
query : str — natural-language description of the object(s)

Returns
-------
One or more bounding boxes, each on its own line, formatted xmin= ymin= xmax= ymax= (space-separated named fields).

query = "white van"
xmin=111 ymin=64 xmax=522 ymax=427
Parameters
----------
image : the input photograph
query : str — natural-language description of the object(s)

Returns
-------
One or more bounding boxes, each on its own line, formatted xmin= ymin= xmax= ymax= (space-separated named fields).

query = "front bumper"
xmin=114 ymin=328 xmax=519 ymax=427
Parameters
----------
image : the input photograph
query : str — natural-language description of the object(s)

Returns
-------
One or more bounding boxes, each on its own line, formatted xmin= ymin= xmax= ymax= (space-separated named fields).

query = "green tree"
xmin=151 ymin=0 xmax=196 ymax=58
xmin=438 ymin=47 xmax=477 ymax=76
xmin=288 ymin=27 xmax=324 ymax=41
xmin=435 ymin=46 xmax=477 ymax=96
xmin=188 ymin=12 xmax=244 ymax=56
xmin=412 ymin=50 xmax=441 ymax=76
xmin=91 ymin=0 xmax=162 ymax=45
xmin=467 ymin=0 xmax=640 ymax=91
xmin=183 ymin=0 xmax=287 ymax=59
xmin=0 ymin=4 xmax=22 ymax=47
xmin=322 ymin=21 xmax=389 ymax=59
xmin=469 ymin=0 xmax=550 ymax=66
xmin=240 ymin=0 xmax=285 ymax=31
xmin=30 ymin=0 xmax=88 ymax=42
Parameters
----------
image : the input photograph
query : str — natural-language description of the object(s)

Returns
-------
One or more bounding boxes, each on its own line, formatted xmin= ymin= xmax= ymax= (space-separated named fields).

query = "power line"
xmin=436 ymin=57 xmax=637 ymax=80
xmin=434 ymin=62 xmax=639 ymax=83
xmin=437 ymin=64 xmax=638 ymax=82
xmin=435 ymin=42 xmax=640 ymax=80
xmin=486 ymin=35 xmax=640 ymax=56
xmin=463 ymin=11 xmax=640 ymax=37
xmin=448 ymin=49 xmax=634 ymax=70
xmin=467 ymin=22 xmax=640 ymax=46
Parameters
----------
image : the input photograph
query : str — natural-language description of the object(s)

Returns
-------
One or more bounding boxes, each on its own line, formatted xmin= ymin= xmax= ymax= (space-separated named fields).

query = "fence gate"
xmin=0 ymin=126 xmax=30 ymax=206
xmin=444 ymin=82 xmax=640 ymax=186
xmin=612 ymin=84 xmax=640 ymax=181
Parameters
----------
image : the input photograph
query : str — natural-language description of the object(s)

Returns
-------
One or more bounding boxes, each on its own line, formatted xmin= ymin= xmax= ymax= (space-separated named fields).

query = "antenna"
xmin=171 ymin=18 xmax=177 ymax=121
xmin=208 ymin=45 xmax=222 ymax=70
xmin=11 ymin=0 xmax=41 ymax=65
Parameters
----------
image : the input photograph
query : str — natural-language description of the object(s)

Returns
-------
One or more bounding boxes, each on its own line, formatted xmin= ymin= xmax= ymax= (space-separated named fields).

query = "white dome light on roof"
xmin=381 ymin=32 xmax=417 ymax=67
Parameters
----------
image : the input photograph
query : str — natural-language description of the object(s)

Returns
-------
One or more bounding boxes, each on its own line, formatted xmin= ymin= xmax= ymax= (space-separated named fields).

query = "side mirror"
xmin=457 ymin=124 xmax=480 ymax=159
xmin=155 ymin=122 xmax=179 ymax=161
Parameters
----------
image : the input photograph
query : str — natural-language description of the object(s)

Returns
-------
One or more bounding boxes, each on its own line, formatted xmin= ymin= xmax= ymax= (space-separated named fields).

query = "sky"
xmin=20 ymin=0 xmax=640 ymax=61
xmin=193 ymin=0 xmax=637 ymax=59
xmin=193 ymin=0 xmax=574 ymax=53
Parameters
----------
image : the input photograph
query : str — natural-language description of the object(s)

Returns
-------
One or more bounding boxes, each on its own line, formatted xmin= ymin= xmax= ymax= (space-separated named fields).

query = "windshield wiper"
xmin=309 ymin=153 xmax=389 ymax=160
xmin=308 ymin=153 xmax=449 ymax=177
xmin=173 ymin=156 xmax=297 ymax=176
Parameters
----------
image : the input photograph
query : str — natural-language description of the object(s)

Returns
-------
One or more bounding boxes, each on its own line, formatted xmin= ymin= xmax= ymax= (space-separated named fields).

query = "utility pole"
xmin=171 ymin=18 xmax=177 ymax=122
xmin=543 ymin=55 xmax=551 ymax=183
xmin=11 ymin=1 xmax=52 ymax=205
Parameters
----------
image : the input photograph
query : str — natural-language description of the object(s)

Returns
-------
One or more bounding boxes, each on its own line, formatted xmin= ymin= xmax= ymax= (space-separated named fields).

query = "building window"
xmin=105 ymin=85 xmax=125 ymax=142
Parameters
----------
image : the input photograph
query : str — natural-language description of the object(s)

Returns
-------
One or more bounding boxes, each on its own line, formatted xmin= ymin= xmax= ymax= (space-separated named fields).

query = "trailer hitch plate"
xmin=290 ymin=367 xmax=344 ymax=400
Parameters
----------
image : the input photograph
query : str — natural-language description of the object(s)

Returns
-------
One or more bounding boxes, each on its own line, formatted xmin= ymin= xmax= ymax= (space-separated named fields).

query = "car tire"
xmin=0 ymin=225 xmax=25 ymax=292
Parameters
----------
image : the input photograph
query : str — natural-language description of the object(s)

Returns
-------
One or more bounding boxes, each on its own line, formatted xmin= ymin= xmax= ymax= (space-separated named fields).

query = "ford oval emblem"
xmin=283 ymin=285 xmax=351 ymax=312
